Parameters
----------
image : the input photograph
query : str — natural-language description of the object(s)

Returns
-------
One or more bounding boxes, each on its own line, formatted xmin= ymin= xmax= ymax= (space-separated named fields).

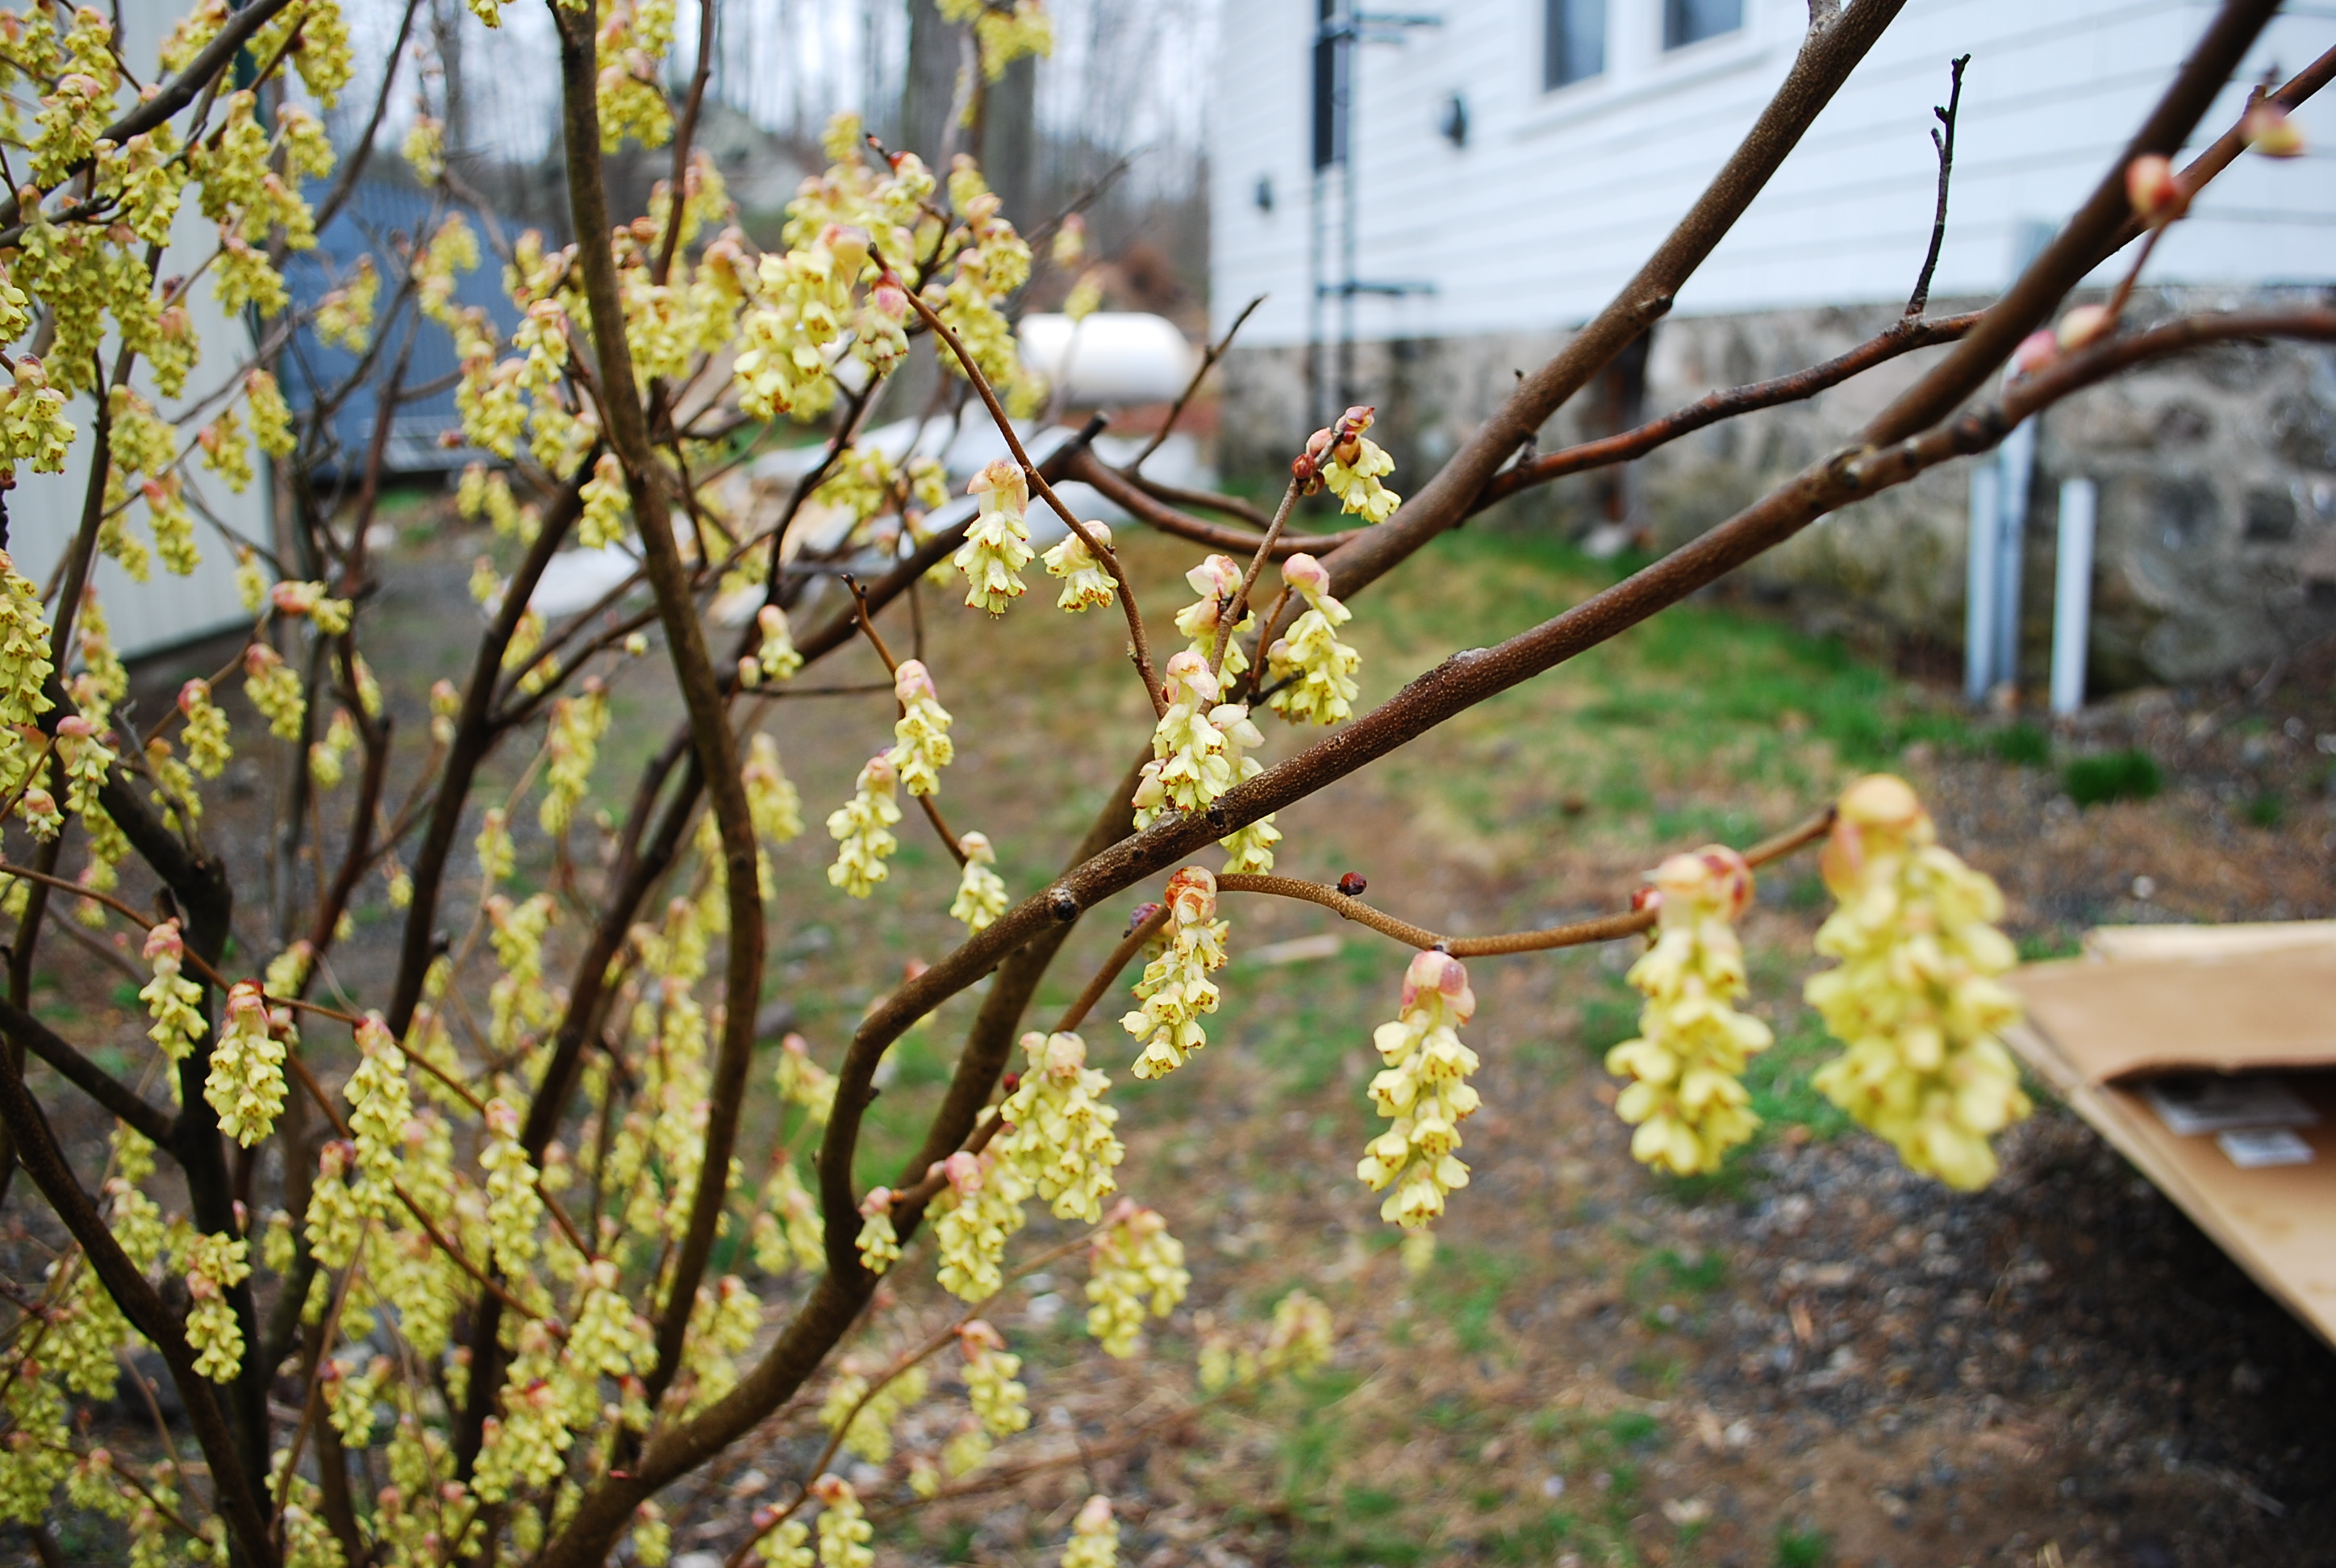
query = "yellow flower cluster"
xmin=854 ymin=1186 xmax=901 ymax=1276
xmin=181 ymin=1231 xmax=250 ymax=1382
xmin=241 ymin=644 xmax=306 ymax=740
xmin=957 ymin=1319 xmax=1029 ymax=1437
xmin=1131 ymin=652 xmax=1262 ymax=828
xmin=825 ymin=751 xmax=902 ymax=897
xmin=1356 ymin=949 xmax=1481 ymax=1231
xmin=953 ymin=458 xmax=1033 ymax=613
xmin=949 ymin=829 xmax=1009 ymax=932
xmin=1041 ymin=520 xmax=1116 ymax=611
xmin=1303 ymin=407 xmax=1402 ymax=523
xmin=744 ymin=732 xmax=804 ymax=845
xmin=886 ymin=658 xmax=953 ymax=796
xmin=204 ymin=982 xmax=288 ymax=1148
xmin=810 ymin=1475 xmax=872 ymax=1568
xmin=1806 ymin=775 xmax=2031 ymax=1190
xmin=539 ymin=682 xmax=610 ymax=834
xmin=753 ymin=605 xmax=803 ymax=683
xmin=315 ymin=254 xmax=378 ymax=352
xmin=1200 ymin=1288 xmax=1337 ymax=1391
xmin=138 ymin=920 xmax=206 ymax=1064
xmin=1083 ymin=1200 xmax=1188 ymax=1357
xmin=1124 ymin=866 xmax=1229 ymax=1080
xmin=995 ymin=1028 xmax=1123 ymax=1220
xmin=750 ymin=1157 xmax=824 ymax=1274
xmin=1266 ymin=553 xmax=1362 ymax=727
xmin=1607 ymin=846 xmax=1771 ymax=1176
xmin=941 ymin=0 xmax=1054 ymax=78
xmin=1062 ymin=1496 xmax=1119 ymax=1568
xmin=932 ymin=1149 xmax=1028 ymax=1302
xmin=820 ymin=1357 xmax=928 ymax=1465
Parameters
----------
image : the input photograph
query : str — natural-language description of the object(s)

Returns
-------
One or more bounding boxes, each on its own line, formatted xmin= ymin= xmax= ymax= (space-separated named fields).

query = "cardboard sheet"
xmin=2004 ymin=922 xmax=2336 ymax=1350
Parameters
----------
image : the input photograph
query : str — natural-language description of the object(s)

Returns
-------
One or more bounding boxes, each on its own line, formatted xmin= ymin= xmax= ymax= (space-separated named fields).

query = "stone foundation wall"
xmin=1217 ymin=289 xmax=2336 ymax=690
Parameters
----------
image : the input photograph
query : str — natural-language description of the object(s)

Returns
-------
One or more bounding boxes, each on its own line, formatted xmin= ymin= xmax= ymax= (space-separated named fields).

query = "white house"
xmin=1206 ymin=0 xmax=2336 ymax=686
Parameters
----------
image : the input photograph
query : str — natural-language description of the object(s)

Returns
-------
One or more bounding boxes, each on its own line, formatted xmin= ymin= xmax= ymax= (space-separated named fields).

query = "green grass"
xmin=2063 ymin=749 xmax=2162 ymax=807
xmin=1775 ymin=1522 xmax=1833 ymax=1567
xmin=2244 ymin=791 xmax=2284 ymax=828
xmin=1989 ymin=722 xmax=2052 ymax=766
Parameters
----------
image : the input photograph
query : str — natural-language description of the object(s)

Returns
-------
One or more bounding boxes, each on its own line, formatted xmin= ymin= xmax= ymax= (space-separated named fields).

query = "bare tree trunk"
xmin=899 ymin=0 xmax=956 ymax=168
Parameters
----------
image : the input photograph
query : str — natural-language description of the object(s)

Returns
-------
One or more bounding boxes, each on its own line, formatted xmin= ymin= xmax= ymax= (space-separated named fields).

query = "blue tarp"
xmin=279 ymin=180 xmax=526 ymax=476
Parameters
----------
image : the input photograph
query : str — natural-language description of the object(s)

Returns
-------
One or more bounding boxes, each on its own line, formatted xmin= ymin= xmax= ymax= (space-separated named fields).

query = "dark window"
xmin=1545 ymin=0 xmax=1606 ymax=88
xmin=1312 ymin=0 xmax=1349 ymax=169
xmin=1663 ymin=0 xmax=1742 ymax=49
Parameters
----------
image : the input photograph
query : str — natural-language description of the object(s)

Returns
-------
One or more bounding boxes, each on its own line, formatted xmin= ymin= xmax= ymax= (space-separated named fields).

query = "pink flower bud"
xmin=56 ymin=714 xmax=94 ymax=739
xmin=1282 ymin=552 xmax=1332 ymax=598
xmin=2123 ymin=154 xmax=2184 ymax=224
xmin=858 ymin=1186 xmax=894 ymax=1217
xmin=2055 ymin=303 xmax=2113 ymax=352
xmin=2009 ymin=328 xmax=2059 ymax=378
xmin=1164 ymin=865 xmax=1218 ymax=926
xmin=2242 ymin=102 xmax=2305 ymax=158
xmin=177 ymin=678 xmax=211 ymax=715
xmin=1074 ymin=1495 xmax=1114 ymax=1533
xmin=143 ymin=920 xmax=184 ymax=962
xmin=893 ymin=658 xmax=936 ymax=703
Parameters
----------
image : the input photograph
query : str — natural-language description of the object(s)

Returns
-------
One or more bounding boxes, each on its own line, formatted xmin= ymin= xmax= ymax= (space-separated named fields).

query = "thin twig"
xmin=1220 ymin=810 xmax=1833 ymax=956
xmin=1123 ymin=294 xmax=1266 ymax=475
xmin=1054 ymin=903 xmax=1170 ymax=1034
xmin=882 ymin=264 xmax=1163 ymax=716
xmin=1905 ymin=55 xmax=1971 ymax=319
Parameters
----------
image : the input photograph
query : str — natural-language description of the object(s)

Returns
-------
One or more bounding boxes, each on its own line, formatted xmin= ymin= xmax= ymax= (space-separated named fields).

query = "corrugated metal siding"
xmin=280 ymin=181 xmax=526 ymax=475
xmin=1211 ymin=0 xmax=2336 ymax=345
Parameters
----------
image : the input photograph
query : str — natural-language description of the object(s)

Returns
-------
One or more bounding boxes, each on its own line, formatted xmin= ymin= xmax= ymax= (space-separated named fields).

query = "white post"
xmin=1966 ymin=465 xmax=2000 ymax=703
xmin=2050 ymin=477 xmax=2097 ymax=715
xmin=1993 ymin=419 xmax=2036 ymax=695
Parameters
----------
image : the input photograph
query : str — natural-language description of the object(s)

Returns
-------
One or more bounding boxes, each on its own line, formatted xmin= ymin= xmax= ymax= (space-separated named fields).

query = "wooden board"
xmin=2004 ymin=924 xmax=2336 ymax=1350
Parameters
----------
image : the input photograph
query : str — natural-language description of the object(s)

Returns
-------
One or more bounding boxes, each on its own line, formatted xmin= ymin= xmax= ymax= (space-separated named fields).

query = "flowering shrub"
xmin=0 ymin=0 xmax=2314 ymax=1564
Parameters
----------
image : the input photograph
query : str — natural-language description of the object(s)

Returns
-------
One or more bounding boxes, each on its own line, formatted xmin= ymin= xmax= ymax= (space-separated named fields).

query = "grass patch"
xmin=1989 ymin=722 xmax=2052 ymax=766
xmin=1775 ymin=1522 xmax=1833 ymax=1567
xmin=2063 ymin=749 xmax=2162 ymax=807
xmin=2244 ymin=791 xmax=2284 ymax=828
xmin=2017 ymin=930 xmax=2084 ymax=963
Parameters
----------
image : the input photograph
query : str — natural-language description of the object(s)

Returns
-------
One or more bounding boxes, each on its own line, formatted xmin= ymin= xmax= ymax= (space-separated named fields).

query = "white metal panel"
xmin=1212 ymin=0 xmax=2336 ymax=345
xmin=7 ymin=0 xmax=265 ymax=661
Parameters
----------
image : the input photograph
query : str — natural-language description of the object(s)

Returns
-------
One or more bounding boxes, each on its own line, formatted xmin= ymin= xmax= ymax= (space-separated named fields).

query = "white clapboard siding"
xmin=9 ymin=0 xmax=265 ymax=661
xmin=1211 ymin=0 xmax=2336 ymax=344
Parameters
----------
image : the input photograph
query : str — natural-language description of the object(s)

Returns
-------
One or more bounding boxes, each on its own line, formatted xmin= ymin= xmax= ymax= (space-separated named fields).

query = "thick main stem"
xmin=551 ymin=4 xmax=764 ymax=1413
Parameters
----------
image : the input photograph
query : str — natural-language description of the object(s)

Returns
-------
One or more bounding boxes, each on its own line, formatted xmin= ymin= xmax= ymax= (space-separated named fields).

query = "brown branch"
xmin=1128 ymin=471 xmax=1278 ymax=529
xmin=652 ymin=0 xmax=719 ymax=286
xmin=384 ymin=479 xmax=586 ymax=1038
xmin=0 ymin=996 xmax=174 ymax=1145
xmin=1474 ymin=311 xmax=1980 ymax=511
xmin=550 ymin=0 xmax=763 ymax=1437
xmin=1062 ymin=447 xmax=1364 ymax=557
xmin=1218 ymin=810 xmax=1835 ymax=957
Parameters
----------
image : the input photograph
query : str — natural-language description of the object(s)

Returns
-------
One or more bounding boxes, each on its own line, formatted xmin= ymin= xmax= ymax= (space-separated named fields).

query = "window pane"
xmin=1664 ymin=0 xmax=1742 ymax=48
xmin=1545 ymin=0 xmax=1606 ymax=87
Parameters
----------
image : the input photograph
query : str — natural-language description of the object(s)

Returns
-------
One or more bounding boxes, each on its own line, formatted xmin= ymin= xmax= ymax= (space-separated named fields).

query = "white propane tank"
xmin=1018 ymin=313 xmax=1197 ymax=406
